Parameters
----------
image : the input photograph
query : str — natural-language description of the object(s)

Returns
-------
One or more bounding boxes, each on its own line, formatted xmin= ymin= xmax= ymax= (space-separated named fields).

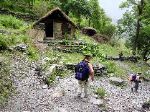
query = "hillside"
xmin=0 ymin=4 xmax=150 ymax=112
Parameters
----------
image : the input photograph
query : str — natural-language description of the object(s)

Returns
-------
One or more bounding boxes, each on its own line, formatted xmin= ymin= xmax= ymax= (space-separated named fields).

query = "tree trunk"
xmin=89 ymin=18 xmax=91 ymax=27
xmin=134 ymin=0 xmax=144 ymax=54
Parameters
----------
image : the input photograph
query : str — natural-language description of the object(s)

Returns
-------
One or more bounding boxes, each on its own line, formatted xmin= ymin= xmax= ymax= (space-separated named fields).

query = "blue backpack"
xmin=131 ymin=74 xmax=137 ymax=81
xmin=75 ymin=61 xmax=90 ymax=81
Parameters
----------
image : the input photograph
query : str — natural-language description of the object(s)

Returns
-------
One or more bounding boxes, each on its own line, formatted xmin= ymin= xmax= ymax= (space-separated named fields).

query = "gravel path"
xmin=0 ymin=57 xmax=149 ymax=112
xmin=0 ymin=56 xmax=101 ymax=112
xmin=92 ymin=77 xmax=150 ymax=112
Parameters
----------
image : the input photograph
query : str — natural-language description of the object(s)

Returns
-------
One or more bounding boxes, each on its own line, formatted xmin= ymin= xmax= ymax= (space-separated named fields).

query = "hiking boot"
xmin=131 ymin=88 xmax=134 ymax=92
xmin=77 ymin=93 xmax=81 ymax=97
xmin=84 ymin=94 xmax=88 ymax=98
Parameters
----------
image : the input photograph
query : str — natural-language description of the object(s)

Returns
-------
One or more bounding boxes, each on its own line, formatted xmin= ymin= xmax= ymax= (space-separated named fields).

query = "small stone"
xmin=42 ymin=85 xmax=48 ymax=89
xmin=58 ymin=108 xmax=67 ymax=112
xmin=51 ymin=90 xmax=65 ymax=98
xmin=90 ymin=98 xmax=103 ymax=106
xmin=93 ymin=94 xmax=99 ymax=98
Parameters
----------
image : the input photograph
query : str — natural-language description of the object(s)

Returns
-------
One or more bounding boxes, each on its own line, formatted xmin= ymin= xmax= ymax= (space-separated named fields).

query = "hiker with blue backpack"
xmin=129 ymin=72 xmax=142 ymax=93
xmin=75 ymin=54 xmax=94 ymax=98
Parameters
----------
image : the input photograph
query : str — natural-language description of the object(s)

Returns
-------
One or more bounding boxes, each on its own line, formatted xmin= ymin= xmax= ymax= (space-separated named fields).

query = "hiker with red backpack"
xmin=129 ymin=72 xmax=142 ymax=93
xmin=75 ymin=54 xmax=94 ymax=98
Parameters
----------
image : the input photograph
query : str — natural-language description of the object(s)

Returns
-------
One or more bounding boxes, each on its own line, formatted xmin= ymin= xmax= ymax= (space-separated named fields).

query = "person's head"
xmin=84 ymin=54 xmax=92 ymax=61
xmin=137 ymin=72 xmax=142 ymax=76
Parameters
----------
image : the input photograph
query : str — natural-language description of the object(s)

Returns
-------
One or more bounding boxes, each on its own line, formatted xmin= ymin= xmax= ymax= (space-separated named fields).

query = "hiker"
xmin=75 ymin=54 xmax=94 ymax=98
xmin=129 ymin=73 xmax=142 ymax=93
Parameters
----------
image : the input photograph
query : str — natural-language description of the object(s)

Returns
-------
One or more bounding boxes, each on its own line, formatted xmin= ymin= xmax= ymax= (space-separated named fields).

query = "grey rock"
xmin=109 ymin=77 xmax=125 ymax=86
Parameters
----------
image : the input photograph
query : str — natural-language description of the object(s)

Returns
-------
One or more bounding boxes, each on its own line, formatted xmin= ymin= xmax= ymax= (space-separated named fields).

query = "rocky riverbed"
xmin=0 ymin=56 xmax=150 ymax=112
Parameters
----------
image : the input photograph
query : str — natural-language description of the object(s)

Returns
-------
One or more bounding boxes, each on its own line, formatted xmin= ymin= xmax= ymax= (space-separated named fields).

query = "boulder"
xmin=82 ymin=27 xmax=97 ymax=36
xmin=109 ymin=77 xmax=125 ymax=86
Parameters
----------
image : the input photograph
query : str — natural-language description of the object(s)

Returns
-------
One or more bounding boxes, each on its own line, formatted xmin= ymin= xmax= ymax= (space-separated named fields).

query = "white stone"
xmin=42 ymin=85 xmax=48 ymax=89
xmin=90 ymin=97 xmax=103 ymax=106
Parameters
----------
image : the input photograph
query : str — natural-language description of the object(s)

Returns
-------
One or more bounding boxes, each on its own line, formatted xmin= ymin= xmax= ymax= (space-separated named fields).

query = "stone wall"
xmin=106 ymin=56 xmax=140 ymax=63
xmin=65 ymin=63 xmax=107 ymax=76
xmin=27 ymin=29 xmax=45 ymax=42
xmin=0 ymin=8 xmax=38 ymax=21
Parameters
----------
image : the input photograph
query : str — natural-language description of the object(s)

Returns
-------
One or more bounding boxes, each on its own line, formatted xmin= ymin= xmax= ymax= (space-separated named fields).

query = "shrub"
xmin=27 ymin=45 xmax=39 ymax=60
xmin=95 ymin=87 xmax=106 ymax=99
xmin=0 ymin=34 xmax=31 ymax=50
xmin=103 ymin=61 xmax=117 ymax=73
xmin=0 ymin=15 xmax=25 ymax=29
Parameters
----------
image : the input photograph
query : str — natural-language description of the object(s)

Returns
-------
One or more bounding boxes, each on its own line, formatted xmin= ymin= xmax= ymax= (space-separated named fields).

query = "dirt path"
xmin=0 ymin=57 xmax=150 ymax=112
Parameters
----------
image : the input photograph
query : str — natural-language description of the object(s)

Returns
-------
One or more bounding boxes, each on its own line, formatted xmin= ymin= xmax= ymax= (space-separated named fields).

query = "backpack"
xmin=75 ymin=61 xmax=90 ymax=81
xmin=131 ymin=74 xmax=137 ymax=82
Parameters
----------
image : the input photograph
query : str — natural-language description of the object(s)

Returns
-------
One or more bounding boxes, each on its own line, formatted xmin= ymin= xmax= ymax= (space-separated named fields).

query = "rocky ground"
xmin=0 ymin=56 xmax=150 ymax=112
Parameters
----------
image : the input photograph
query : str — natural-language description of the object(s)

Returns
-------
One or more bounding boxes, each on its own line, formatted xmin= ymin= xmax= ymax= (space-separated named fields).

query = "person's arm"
xmin=88 ymin=63 xmax=94 ymax=81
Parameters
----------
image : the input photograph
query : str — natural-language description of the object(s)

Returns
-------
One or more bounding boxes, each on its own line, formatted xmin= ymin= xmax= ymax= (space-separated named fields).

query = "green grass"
xmin=124 ymin=61 xmax=150 ymax=79
xmin=45 ymin=47 xmax=84 ymax=64
xmin=46 ymin=68 xmax=70 ymax=85
xmin=95 ymin=87 xmax=106 ymax=99
xmin=0 ymin=15 xmax=28 ymax=30
xmin=76 ymin=33 xmax=97 ymax=44
xmin=0 ymin=58 xmax=13 ymax=106
xmin=102 ymin=61 xmax=127 ymax=78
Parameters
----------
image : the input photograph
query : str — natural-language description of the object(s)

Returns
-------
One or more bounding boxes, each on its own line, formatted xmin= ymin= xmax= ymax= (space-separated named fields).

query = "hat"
xmin=137 ymin=72 xmax=142 ymax=75
xmin=83 ymin=51 xmax=93 ymax=57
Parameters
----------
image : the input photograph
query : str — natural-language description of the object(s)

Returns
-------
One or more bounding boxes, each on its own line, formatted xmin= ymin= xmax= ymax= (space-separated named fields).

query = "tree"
xmin=50 ymin=0 xmax=91 ymax=26
xmin=118 ymin=0 xmax=150 ymax=60
xmin=88 ymin=0 xmax=116 ymax=37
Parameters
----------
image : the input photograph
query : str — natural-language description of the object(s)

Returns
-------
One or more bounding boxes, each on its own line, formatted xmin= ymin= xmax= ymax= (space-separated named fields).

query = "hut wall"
xmin=71 ymin=26 xmax=75 ymax=38
xmin=53 ymin=21 xmax=62 ymax=39
xmin=61 ymin=23 xmax=73 ymax=39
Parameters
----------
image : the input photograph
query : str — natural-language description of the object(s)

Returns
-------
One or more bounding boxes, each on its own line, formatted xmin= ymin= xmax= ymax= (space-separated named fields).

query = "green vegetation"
xmin=1 ymin=0 xmax=115 ymax=37
xmin=95 ymin=87 xmax=106 ymax=99
xmin=0 ymin=15 xmax=27 ymax=30
xmin=46 ymin=69 xmax=69 ymax=85
xmin=124 ymin=62 xmax=150 ymax=79
xmin=0 ymin=14 xmax=39 ymax=60
xmin=102 ymin=61 xmax=126 ymax=78
xmin=118 ymin=0 xmax=150 ymax=61
xmin=0 ymin=58 xmax=13 ymax=106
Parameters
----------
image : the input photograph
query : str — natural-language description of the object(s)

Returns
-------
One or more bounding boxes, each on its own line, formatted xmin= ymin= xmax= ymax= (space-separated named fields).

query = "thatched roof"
xmin=34 ymin=7 xmax=76 ymax=27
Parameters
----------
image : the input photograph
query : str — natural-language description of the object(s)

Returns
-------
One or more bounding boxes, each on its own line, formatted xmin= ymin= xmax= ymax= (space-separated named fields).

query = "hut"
xmin=28 ymin=8 xmax=76 ymax=42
